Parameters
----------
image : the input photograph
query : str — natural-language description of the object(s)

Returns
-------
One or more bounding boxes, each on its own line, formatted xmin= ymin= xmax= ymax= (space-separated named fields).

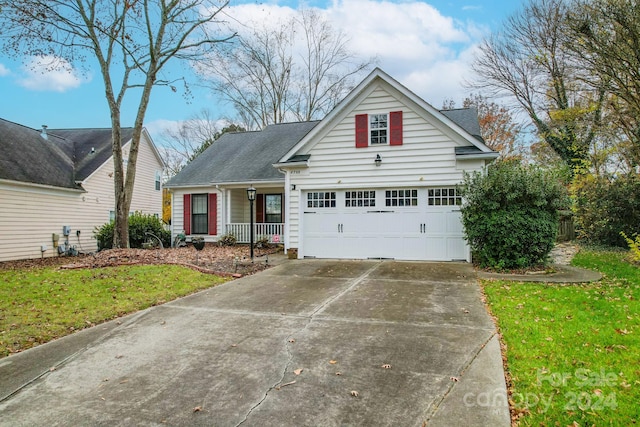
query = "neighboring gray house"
xmin=0 ymin=118 xmax=164 ymax=262
xmin=166 ymin=68 xmax=498 ymax=261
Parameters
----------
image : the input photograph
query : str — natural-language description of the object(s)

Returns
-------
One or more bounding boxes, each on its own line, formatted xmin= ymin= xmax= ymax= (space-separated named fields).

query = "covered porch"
xmin=223 ymin=186 xmax=284 ymax=244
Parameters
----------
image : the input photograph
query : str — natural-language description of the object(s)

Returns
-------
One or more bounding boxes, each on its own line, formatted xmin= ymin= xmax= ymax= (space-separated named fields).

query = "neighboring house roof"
xmin=165 ymin=121 xmax=320 ymax=187
xmin=48 ymin=128 xmax=134 ymax=181
xmin=0 ymin=117 xmax=137 ymax=190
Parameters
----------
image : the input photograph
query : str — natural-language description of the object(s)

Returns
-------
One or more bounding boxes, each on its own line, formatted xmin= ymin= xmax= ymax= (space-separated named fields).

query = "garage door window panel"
xmin=385 ymin=189 xmax=418 ymax=207
xmin=307 ymin=192 xmax=336 ymax=208
xmin=346 ymin=190 xmax=376 ymax=207
xmin=428 ymin=188 xmax=462 ymax=206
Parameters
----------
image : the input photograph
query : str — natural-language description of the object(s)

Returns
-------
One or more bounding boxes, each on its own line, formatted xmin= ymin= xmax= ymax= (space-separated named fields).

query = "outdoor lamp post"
xmin=246 ymin=186 xmax=257 ymax=261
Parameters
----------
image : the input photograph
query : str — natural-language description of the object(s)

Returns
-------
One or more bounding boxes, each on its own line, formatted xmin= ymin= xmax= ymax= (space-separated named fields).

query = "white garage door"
xmin=301 ymin=188 xmax=468 ymax=261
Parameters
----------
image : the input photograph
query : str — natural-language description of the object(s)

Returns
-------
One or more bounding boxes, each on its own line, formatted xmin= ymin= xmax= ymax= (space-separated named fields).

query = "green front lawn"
xmin=0 ymin=264 xmax=228 ymax=357
xmin=482 ymin=249 xmax=639 ymax=425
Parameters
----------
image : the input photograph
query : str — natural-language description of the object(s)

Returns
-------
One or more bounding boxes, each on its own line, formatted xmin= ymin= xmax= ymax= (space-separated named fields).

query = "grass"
xmin=0 ymin=264 xmax=229 ymax=358
xmin=482 ymin=249 xmax=640 ymax=425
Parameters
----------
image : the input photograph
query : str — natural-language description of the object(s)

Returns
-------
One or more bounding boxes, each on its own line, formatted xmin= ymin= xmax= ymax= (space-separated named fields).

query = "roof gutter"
xmin=272 ymin=160 xmax=309 ymax=169
xmin=0 ymin=178 xmax=86 ymax=193
xmin=164 ymin=179 xmax=284 ymax=189
xmin=455 ymin=152 xmax=500 ymax=160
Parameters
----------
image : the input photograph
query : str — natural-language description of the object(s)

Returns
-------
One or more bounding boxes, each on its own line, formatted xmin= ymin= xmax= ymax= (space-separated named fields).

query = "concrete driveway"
xmin=0 ymin=260 xmax=509 ymax=426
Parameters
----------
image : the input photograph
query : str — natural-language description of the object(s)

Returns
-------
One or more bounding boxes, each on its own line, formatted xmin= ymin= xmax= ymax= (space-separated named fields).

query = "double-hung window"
xmin=191 ymin=194 xmax=208 ymax=234
xmin=370 ymin=114 xmax=388 ymax=145
xmin=265 ymin=194 xmax=282 ymax=223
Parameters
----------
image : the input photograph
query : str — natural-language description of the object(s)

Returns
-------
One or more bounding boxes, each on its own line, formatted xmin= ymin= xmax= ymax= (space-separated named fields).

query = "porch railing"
xmin=225 ymin=223 xmax=284 ymax=244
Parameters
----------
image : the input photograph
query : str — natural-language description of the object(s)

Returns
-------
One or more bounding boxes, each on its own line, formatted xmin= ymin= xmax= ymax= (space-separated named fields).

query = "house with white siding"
xmin=166 ymin=68 xmax=498 ymax=261
xmin=0 ymin=119 xmax=164 ymax=262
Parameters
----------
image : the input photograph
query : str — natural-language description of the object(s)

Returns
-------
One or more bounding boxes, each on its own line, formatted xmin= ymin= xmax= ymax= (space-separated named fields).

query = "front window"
xmin=192 ymin=194 xmax=208 ymax=234
xmin=265 ymin=194 xmax=282 ymax=223
xmin=370 ymin=114 xmax=388 ymax=145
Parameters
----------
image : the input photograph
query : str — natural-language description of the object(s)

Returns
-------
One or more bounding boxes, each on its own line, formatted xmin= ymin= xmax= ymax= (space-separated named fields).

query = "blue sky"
xmin=0 ymin=0 xmax=524 ymax=143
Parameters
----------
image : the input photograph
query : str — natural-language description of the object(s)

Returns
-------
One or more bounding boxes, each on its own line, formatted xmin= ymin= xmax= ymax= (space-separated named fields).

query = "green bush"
xmin=459 ymin=160 xmax=568 ymax=270
xmin=94 ymin=212 xmax=171 ymax=250
xmin=572 ymin=173 xmax=640 ymax=247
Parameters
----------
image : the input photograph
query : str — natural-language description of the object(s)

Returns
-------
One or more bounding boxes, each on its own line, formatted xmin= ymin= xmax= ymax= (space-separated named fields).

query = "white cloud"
xmin=218 ymin=0 xmax=485 ymax=107
xmin=17 ymin=56 xmax=89 ymax=92
xmin=0 ymin=63 xmax=9 ymax=77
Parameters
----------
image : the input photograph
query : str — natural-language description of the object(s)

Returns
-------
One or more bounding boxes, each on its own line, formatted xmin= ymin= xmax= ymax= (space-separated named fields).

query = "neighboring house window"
xmin=155 ymin=171 xmax=161 ymax=191
xmin=183 ymin=193 xmax=217 ymax=235
xmin=307 ymin=192 xmax=336 ymax=208
xmin=345 ymin=191 xmax=376 ymax=207
xmin=355 ymin=111 xmax=403 ymax=147
xmin=109 ymin=210 xmax=115 ymax=222
xmin=385 ymin=189 xmax=418 ymax=207
xmin=428 ymin=188 xmax=462 ymax=206
xmin=265 ymin=194 xmax=282 ymax=223
xmin=370 ymin=114 xmax=388 ymax=145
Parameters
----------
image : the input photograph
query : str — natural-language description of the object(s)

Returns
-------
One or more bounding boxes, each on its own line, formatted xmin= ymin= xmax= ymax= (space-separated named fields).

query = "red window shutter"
xmin=390 ymin=111 xmax=403 ymax=146
xmin=183 ymin=194 xmax=191 ymax=235
xmin=208 ymin=193 xmax=217 ymax=235
xmin=256 ymin=194 xmax=265 ymax=223
xmin=355 ymin=114 xmax=368 ymax=148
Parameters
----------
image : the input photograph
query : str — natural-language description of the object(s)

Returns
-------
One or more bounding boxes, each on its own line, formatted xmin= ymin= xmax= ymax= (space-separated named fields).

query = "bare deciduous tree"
xmin=470 ymin=0 xmax=605 ymax=173
xmin=197 ymin=8 xmax=375 ymax=129
xmin=158 ymin=110 xmax=245 ymax=178
xmin=0 ymin=0 xmax=233 ymax=247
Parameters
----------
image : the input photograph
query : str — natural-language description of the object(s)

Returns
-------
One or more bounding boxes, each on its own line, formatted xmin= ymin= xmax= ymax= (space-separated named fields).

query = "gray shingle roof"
xmin=439 ymin=107 xmax=484 ymax=142
xmin=0 ymin=118 xmax=133 ymax=189
xmin=166 ymin=121 xmax=320 ymax=187
xmin=48 ymin=128 xmax=134 ymax=181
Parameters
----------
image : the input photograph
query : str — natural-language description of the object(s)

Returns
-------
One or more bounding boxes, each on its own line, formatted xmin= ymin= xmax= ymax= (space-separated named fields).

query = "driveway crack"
xmin=235 ymin=262 xmax=382 ymax=426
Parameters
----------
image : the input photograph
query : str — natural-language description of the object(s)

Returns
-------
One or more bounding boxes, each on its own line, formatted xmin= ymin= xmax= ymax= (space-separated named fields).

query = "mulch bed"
xmin=0 ymin=244 xmax=282 ymax=276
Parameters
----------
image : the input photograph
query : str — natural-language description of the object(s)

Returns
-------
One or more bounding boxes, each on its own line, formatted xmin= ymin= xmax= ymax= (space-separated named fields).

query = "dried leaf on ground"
xmin=294 ymin=368 xmax=303 ymax=375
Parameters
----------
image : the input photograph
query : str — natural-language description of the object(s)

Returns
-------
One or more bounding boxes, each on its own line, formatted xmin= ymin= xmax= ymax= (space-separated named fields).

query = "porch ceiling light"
xmin=246 ymin=186 xmax=257 ymax=201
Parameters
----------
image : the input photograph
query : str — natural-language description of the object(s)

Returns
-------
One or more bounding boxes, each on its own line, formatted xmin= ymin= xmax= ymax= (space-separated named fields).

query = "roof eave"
xmin=272 ymin=161 xmax=309 ymax=169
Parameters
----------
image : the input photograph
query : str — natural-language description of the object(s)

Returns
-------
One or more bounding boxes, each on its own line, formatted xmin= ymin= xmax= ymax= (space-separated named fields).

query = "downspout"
xmin=278 ymin=168 xmax=290 ymax=254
